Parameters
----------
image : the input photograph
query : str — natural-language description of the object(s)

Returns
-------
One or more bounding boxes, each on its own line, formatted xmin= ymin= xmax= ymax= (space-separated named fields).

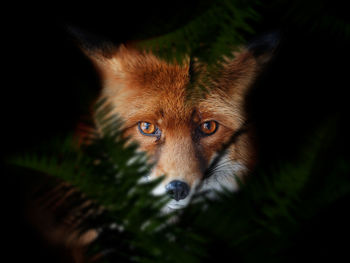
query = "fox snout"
xmin=147 ymin=130 xmax=206 ymax=207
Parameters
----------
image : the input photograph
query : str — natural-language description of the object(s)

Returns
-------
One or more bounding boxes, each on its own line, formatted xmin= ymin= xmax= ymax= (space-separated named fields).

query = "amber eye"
xmin=199 ymin=120 xmax=218 ymax=135
xmin=138 ymin=121 xmax=158 ymax=136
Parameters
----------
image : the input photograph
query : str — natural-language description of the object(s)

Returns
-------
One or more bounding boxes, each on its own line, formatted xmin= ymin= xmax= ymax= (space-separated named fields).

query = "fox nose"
xmin=165 ymin=180 xmax=190 ymax=201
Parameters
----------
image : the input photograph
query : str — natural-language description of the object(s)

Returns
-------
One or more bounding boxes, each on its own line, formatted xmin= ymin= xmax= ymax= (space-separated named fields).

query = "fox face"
xmin=81 ymin=41 xmax=271 ymax=210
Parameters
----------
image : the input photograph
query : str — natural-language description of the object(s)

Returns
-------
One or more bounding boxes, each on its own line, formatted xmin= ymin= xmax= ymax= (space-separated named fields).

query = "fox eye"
xmin=199 ymin=121 xmax=218 ymax=135
xmin=138 ymin=121 xmax=159 ymax=136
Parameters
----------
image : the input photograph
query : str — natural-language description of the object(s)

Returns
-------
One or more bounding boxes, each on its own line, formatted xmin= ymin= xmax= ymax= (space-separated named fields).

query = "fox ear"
xmin=66 ymin=25 xmax=123 ymax=80
xmin=216 ymin=31 xmax=280 ymax=111
xmin=67 ymin=25 xmax=117 ymax=58
xmin=246 ymin=30 xmax=280 ymax=65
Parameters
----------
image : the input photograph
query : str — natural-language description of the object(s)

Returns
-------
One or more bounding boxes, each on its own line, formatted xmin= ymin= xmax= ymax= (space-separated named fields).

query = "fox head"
xmin=75 ymin=31 xmax=277 ymax=210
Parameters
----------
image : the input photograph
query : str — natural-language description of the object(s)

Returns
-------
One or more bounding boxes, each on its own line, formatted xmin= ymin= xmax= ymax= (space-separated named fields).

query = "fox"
xmin=74 ymin=30 xmax=277 ymax=211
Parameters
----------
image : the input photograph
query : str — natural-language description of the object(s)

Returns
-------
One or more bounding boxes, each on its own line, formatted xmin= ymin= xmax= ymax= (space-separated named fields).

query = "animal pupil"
xmin=140 ymin=122 xmax=156 ymax=134
xmin=201 ymin=121 xmax=217 ymax=134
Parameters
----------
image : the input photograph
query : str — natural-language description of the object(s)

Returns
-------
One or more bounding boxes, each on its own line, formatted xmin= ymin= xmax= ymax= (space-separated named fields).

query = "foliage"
xmin=139 ymin=0 xmax=260 ymax=66
xmin=8 ymin=99 xmax=350 ymax=262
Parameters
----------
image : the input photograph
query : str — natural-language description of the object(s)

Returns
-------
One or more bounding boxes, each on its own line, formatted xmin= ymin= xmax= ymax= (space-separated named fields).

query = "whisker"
xmin=205 ymin=158 xmax=246 ymax=180
xmin=203 ymin=122 xmax=248 ymax=180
